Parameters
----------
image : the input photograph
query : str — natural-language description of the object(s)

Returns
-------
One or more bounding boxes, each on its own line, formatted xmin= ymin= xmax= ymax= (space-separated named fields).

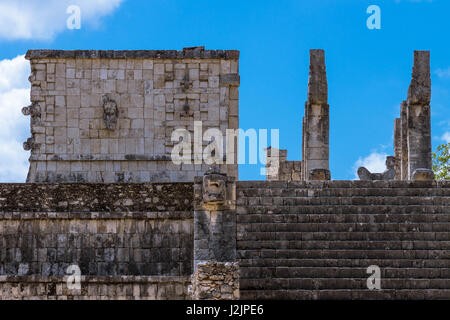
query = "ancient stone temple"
xmin=23 ymin=47 xmax=240 ymax=183
xmin=1 ymin=48 xmax=449 ymax=300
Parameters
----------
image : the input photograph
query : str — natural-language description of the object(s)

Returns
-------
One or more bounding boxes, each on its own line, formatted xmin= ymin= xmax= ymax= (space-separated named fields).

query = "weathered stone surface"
xmin=102 ymin=95 xmax=119 ymax=131
xmin=236 ymin=180 xmax=450 ymax=300
xmin=0 ymin=183 xmax=194 ymax=280
xmin=393 ymin=118 xmax=402 ymax=180
xmin=358 ymin=156 xmax=396 ymax=181
xmin=412 ymin=168 xmax=434 ymax=181
xmin=191 ymin=262 xmax=239 ymax=300
xmin=0 ymin=183 xmax=193 ymax=212
xmin=0 ymin=180 xmax=449 ymax=300
xmin=0 ymin=276 xmax=190 ymax=300
xmin=407 ymin=51 xmax=431 ymax=106
xmin=302 ymin=49 xmax=330 ymax=179
xmin=202 ymin=168 xmax=227 ymax=206
xmin=308 ymin=168 xmax=331 ymax=181
xmin=23 ymin=47 xmax=240 ymax=183
xmin=265 ymin=147 xmax=303 ymax=181
xmin=26 ymin=48 xmax=240 ymax=60
xmin=394 ymin=51 xmax=433 ymax=180
xmin=307 ymin=49 xmax=327 ymax=105
xmin=192 ymin=171 xmax=238 ymax=299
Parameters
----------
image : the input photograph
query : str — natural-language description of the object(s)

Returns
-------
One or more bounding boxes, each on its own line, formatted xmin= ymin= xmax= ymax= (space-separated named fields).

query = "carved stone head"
xmin=308 ymin=168 xmax=331 ymax=181
xmin=385 ymin=156 xmax=396 ymax=169
xmin=202 ymin=169 xmax=227 ymax=205
xmin=102 ymin=95 xmax=118 ymax=131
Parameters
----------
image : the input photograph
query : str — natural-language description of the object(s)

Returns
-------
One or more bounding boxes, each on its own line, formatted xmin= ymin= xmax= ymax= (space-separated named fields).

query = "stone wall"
xmin=0 ymin=275 xmax=190 ymax=300
xmin=265 ymin=147 xmax=303 ymax=181
xmin=2 ymin=180 xmax=450 ymax=300
xmin=0 ymin=183 xmax=193 ymax=299
xmin=24 ymin=48 xmax=240 ymax=183
xmin=237 ymin=180 xmax=450 ymax=299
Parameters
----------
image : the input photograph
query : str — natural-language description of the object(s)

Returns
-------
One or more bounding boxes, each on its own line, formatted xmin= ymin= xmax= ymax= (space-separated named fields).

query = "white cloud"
xmin=435 ymin=67 xmax=450 ymax=79
xmin=0 ymin=0 xmax=124 ymax=40
xmin=0 ymin=55 xmax=30 ymax=182
xmin=354 ymin=151 xmax=388 ymax=179
xmin=443 ymin=132 xmax=450 ymax=143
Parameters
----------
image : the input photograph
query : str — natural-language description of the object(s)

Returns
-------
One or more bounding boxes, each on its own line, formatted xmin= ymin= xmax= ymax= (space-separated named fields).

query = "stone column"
xmin=400 ymin=101 xmax=409 ymax=180
xmin=191 ymin=167 xmax=239 ymax=300
xmin=302 ymin=49 xmax=330 ymax=181
xmin=393 ymin=118 xmax=402 ymax=180
xmin=406 ymin=51 xmax=434 ymax=180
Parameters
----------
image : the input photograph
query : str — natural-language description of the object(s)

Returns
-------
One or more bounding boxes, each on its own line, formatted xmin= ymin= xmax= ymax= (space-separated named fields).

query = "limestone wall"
xmin=0 ymin=183 xmax=194 ymax=299
xmin=24 ymin=48 xmax=240 ymax=183
xmin=0 ymin=276 xmax=190 ymax=300
xmin=2 ymin=180 xmax=450 ymax=300
xmin=265 ymin=148 xmax=303 ymax=181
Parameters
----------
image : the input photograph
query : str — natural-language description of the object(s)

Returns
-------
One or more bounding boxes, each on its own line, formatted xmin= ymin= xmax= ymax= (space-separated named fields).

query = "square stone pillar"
xmin=393 ymin=118 xmax=402 ymax=180
xmin=406 ymin=51 xmax=433 ymax=180
xmin=191 ymin=167 xmax=239 ymax=300
xmin=302 ymin=49 xmax=330 ymax=180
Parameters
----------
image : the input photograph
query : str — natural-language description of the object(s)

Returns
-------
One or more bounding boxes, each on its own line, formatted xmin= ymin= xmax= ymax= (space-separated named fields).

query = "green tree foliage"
xmin=432 ymin=143 xmax=450 ymax=180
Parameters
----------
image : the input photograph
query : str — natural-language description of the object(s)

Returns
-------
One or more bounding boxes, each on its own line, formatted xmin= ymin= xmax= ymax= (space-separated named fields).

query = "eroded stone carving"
xmin=22 ymin=102 xmax=41 ymax=126
xmin=201 ymin=166 xmax=228 ymax=208
xmin=193 ymin=169 xmax=238 ymax=300
xmin=309 ymin=168 xmax=331 ymax=181
xmin=22 ymin=102 xmax=41 ymax=117
xmin=23 ymin=137 xmax=36 ymax=151
xmin=358 ymin=156 xmax=396 ymax=181
xmin=411 ymin=168 xmax=434 ymax=181
xmin=102 ymin=95 xmax=118 ymax=131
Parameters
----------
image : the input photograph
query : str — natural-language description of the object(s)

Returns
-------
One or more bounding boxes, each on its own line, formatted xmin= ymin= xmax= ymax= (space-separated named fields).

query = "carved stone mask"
xmin=102 ymin=96 xmax=118 ymax=131
xmin=385 ymin=156 xmax=396 ymax=169
xmin=202 ymin=173 xmax=226 ymax=205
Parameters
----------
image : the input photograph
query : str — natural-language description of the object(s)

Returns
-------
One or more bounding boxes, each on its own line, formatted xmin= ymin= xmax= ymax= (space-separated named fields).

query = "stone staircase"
xmin=236 ymin=180 xmax=450 ymax=299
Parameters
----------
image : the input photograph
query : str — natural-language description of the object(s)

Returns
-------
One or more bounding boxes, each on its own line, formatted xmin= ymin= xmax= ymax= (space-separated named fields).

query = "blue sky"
xmin=0 ymin=0 xmax=448 ymax=181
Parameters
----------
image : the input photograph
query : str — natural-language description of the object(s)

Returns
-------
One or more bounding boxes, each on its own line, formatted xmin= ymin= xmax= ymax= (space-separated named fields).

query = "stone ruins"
xmin=23 ymin=47 xmax=239 ymax=183
xmin=393 ymin=51 xmax=434 ymax=181
xmin=0 ymin=47 xmax=448 ymax=301
xmin=358 ymin=50 xmax=434 ymax=181
xmin=265 ymin=49 xmax=330 ymax=182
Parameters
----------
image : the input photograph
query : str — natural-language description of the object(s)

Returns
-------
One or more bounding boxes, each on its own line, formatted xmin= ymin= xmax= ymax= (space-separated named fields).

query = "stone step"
xmin=238 ymin=196 xmax=450 ymax=207
xmin=237 ymin=188 xmax=450 ymax=198
xmin=239 ymin=289 xmax=450 ymax=300
xmin=239 ymin=278 xmax=450 ymax=290
xmin=239 ymin=258 xmax=450 ymax=268
xmin=236 ymin=222 xmax=450 ymax=233
xmin=237 ymin=213 xmax=450 ymax=224
xmin=237 ymin=232 xmax=450 ymax=241
xmin=240 ymin=267 xmax=450 ymax=279
xmin=236 ymin=205 xmax=450 ymax=215
xmin=237 ymin=240 xmax=450 ymax=250
xmin=237 ymin=249 xmax=450 ymax=260
xmin=237 ymin=180 xmax=450 ymax=189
